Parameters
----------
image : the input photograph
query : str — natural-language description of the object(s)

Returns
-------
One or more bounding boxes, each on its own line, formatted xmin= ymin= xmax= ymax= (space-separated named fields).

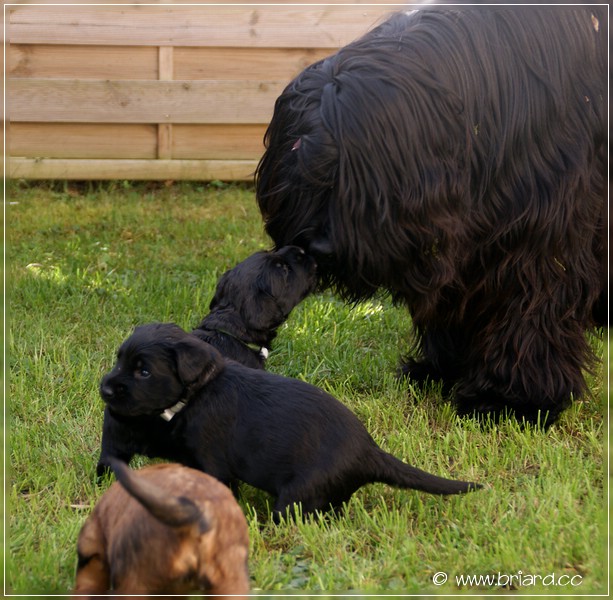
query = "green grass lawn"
xmin=6 ymin=180 xmax=608 ymax=596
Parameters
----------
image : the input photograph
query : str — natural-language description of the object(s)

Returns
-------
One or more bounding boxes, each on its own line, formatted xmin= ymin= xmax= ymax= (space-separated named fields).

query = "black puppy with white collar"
xmin=192 ymin=246 xmax=316 ymax=369
xmin=97 ymin=246 xmax=315 ymax=481
xmin=97 ymin=323 xmax=481 ymax=520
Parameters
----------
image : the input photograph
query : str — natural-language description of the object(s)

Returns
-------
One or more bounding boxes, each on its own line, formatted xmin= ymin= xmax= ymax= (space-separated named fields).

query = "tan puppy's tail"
xmin=109 ymin=458 xmax=209 ymax=529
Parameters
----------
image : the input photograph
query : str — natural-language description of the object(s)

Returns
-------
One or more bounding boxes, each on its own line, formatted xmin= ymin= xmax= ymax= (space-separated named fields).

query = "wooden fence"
xmin=6 ymin=5 xmax=394 ymax=181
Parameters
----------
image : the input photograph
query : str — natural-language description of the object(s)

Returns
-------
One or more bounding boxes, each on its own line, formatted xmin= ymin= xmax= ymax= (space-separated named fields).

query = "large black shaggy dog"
xmin=256 ymin=7 xmax=607 ymax=427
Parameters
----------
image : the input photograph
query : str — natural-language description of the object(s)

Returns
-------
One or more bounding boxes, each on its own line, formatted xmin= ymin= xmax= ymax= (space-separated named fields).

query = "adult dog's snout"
xmin=308 ymin=237 xmax=333 ymax=262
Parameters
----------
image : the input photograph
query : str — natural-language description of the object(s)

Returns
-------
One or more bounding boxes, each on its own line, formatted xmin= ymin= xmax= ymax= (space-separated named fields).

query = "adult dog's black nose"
xmin=308 ymin=237 xmax=334 ymax=261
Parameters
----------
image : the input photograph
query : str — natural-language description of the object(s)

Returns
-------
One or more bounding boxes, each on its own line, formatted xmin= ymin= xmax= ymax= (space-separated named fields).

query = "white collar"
xmin=160 ymin=398 xmax=188 ymax=422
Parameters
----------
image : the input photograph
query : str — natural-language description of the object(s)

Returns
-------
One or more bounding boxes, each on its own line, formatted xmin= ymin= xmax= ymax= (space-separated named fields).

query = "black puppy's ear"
xmin=173 ymin=336 xmax=224 ymax=387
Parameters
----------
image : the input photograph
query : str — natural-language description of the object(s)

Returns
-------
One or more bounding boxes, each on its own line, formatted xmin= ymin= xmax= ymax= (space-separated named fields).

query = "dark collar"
xmin=201 ymin=327 xmax=269 ymax=360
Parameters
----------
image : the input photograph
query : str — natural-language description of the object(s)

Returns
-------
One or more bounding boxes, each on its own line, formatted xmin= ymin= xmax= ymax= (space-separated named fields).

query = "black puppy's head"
xmin=100 ymin=323 xmax=224 ymax=418
xmin=208 ymin=246 xmax=317 ymax=338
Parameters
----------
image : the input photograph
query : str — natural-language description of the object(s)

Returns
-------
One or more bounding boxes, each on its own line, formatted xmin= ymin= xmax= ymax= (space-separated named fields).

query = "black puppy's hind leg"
xmin=272 ymin=482 xmax=345 ymax=522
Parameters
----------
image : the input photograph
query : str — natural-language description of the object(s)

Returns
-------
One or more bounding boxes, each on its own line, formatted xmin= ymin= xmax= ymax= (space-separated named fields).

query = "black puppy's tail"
xmin=372 ymin=450 xmax=482 ymax=495
xmin=109 ymin=458 xmax=210 ymax=529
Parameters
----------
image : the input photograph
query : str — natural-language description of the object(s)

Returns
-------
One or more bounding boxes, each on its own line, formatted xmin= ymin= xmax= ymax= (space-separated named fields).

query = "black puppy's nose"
xmin=100 ymin=382 xmax=116 ymax=402
xmin=278 ymin=245 xmax=318 ymax=271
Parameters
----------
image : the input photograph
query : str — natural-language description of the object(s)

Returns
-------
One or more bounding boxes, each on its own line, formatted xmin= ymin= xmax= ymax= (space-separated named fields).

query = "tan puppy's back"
xmin=74 ymin=462 xmax=250 ymax=597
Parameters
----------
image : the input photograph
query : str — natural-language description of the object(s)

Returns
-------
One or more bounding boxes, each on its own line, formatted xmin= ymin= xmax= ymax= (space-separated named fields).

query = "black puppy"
xmin=192 ymin=246 xmax=316 ymax=369
xmin=97 ymin=323 xmax=481 ymax=521
xmin=96 ymin=247 xmax=315 ymax=481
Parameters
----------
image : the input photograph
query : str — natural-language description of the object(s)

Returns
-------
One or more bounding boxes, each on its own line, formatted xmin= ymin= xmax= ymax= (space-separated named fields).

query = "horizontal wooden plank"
xmin=9 ymin=122 xmax=266 ymax=160
xmin=8 ymin=123 xmax=157 ymax=159
xmin=8 ymin=44 xmax=158 ymax=79
xmin=7 ymin=44 xmax=333 ymax=82
xmin=174 ymin=47 xmax=332 ymax=81
xmin=7 ymin=44 xmax=331 ymax=82
xmin=173 ymin=124 xmax=266 ymax=160
xmin=8 ymin=79 xmax=285 ymax=124
xmin=8 ymin=158 xmax=258 ymax=181
xmin=7 ymin=6 xmax=391 ymax=47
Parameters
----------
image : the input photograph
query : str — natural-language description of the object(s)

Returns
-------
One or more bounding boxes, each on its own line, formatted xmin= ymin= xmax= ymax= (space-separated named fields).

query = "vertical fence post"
xmin=157 ymin=46 xmax=174 ymax=160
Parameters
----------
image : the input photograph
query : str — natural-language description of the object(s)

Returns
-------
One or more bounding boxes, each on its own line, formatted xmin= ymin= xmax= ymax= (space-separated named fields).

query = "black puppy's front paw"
xmin=96 ymin=459 xmax=113 ymax=481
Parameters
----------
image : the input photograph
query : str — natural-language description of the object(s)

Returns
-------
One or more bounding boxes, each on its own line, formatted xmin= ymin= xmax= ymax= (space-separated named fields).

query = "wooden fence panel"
xmin=9 ymin=79 xmax=286 ymax=124
xmin=174 ymin=47 xmax=334 ymax=81
xmin=7 ymin=6 xmax=390 ymax=47
xmin=8 ymin=124 xmax=158 ymax=159
xmin=9 ymin=158 xmax=259 ymax=181
xmin=8 ymin=45 xmax=158 ymax=79
xmin=173 ymin=125 xmax=268 ymax=160
xmin=6 ymin=4 xmax=393 ymax=180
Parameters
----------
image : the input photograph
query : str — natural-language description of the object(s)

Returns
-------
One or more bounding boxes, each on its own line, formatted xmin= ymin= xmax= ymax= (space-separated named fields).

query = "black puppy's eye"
xmin=135 ymin=368 xmax=151 ymax=379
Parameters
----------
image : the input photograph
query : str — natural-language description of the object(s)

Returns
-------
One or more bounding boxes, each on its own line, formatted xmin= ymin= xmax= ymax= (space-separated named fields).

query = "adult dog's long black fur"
xmin=255 ymin=7 xmax=607 ymax=426
xmin=97 ymin=323 xmax=481 ymax=521
xmin=193 ymin=246 xmax=316 ymax=369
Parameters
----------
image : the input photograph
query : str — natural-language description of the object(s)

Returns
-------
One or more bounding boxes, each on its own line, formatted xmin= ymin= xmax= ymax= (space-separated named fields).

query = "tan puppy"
xmin=73 ymin=459 xmax=250 ymax=597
